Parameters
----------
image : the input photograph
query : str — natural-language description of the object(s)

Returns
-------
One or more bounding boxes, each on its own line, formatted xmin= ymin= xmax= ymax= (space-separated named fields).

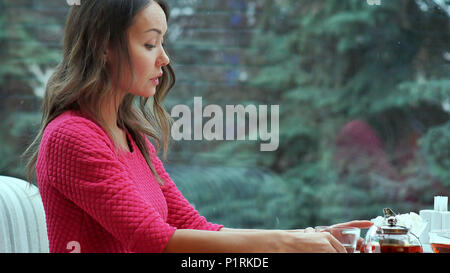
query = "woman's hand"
xmin=277 ymin=230 xmax=348 ymax=253
xmin=220 ymin=227 xmax=346 ymax=252
xmin=316 ymin=220 xmax=373 ymax=251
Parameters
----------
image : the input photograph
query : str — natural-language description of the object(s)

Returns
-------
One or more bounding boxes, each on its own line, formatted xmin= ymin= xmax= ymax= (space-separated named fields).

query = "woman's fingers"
xmin=325 ymin=233 xmax=347 ymax=253
xmin=356 ymin=237 xmax=364 ymax=250
xmin=332 ymin=220 xmax=373 ymax=229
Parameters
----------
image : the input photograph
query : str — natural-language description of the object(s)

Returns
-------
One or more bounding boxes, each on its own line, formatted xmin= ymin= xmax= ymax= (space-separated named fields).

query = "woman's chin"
xmin=131 ymin=88 xmax=156 ymax=98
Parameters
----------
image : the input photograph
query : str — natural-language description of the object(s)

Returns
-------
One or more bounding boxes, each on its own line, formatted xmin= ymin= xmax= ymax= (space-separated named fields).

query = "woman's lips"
xmin=150 ymin=72 xmax=163 ymax=85
xmin=151 ymin=77 xmax=159 ymax=85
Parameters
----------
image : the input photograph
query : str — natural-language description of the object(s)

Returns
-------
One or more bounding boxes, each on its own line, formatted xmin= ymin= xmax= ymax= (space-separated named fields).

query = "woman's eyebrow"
xmin=144 ymin=28 xmax=162 ymax=34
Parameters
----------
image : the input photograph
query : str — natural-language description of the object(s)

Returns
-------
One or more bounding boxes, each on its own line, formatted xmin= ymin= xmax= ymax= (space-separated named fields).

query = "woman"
xmin=24 ymin=0 xmax=371 ymax=253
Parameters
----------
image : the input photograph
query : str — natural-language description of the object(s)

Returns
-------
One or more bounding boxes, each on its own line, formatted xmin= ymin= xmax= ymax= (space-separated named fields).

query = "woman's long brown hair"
xmin=23 ymin=0 xmax=175 ymax=186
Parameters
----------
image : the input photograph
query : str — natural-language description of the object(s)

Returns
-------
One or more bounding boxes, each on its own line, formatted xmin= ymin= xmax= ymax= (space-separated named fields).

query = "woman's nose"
xmin=157 ymin=48 xmax=170 ymax=67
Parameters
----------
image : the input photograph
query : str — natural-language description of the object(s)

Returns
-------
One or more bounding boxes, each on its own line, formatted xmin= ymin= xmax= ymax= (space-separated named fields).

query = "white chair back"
xmin=0 ymin=175 xmax=49 ymax=253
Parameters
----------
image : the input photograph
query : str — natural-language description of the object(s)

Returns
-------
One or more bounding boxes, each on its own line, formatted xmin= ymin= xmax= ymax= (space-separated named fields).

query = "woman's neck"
xmin=99 ymin=91 xmax=130 ymax=152
xmin=101 ymin=90 xmax=126 ymax=132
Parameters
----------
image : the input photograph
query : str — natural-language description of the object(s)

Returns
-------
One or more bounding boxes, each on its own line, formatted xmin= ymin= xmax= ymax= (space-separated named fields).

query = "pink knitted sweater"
xmin=36 ymin=110 xmax=223 ymax=253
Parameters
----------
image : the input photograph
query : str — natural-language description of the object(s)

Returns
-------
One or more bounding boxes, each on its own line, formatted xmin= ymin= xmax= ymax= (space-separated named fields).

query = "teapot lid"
xmin=381 ymin=216 xmax=409 ymax=235
xmin=381 ymin=208 xmax=409 ymax=235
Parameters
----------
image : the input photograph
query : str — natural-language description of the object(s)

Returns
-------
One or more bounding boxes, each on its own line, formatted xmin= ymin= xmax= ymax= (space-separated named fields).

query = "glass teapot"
xmin=361 ymin=208 xmax=423 ymax=253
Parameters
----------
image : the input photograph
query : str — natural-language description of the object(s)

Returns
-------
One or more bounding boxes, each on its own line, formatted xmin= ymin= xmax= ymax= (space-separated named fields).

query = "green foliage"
xmin=420 ymin=121 xmax=450 ymax=185
xmin=0 ymin=112 xmax=41 ymax=177
xmin=219 ymin=0 xmax=450 ymax=227
xmin=0 ymin=1 xmax=61 ymax=178
xmin=166 ymin=165 xmax=290 ymax=228
xmin=164 ymin=0 xmax=450 ymax=228
xmin=0 ymin=0 xmax=61 ymax=86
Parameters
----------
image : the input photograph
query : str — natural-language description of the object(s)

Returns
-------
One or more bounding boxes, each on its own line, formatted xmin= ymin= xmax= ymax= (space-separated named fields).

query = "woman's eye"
xmin=145 ymin=44 xmax=155 ymax=50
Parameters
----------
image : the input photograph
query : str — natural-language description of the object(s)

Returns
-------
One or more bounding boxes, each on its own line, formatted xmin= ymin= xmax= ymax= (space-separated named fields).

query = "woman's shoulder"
xmin=43 ymin=110 xmax=113 ymax=149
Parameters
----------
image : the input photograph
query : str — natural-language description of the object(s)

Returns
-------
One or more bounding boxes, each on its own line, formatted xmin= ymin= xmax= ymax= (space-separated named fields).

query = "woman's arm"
xmin=162 ymin=228 xmax=346 ymax=253
xmin=219 ymin=227 xmax=307 ymax=233
xmin=163 ymin=229 xmax=282 ymax=253
xmin=163 ymin=220 xmax=374 ymax=253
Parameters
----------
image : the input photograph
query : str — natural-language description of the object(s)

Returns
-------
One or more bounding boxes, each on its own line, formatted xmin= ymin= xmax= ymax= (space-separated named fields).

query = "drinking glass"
xmin=315 ymin=226 xmax=361 ymax=253
xmin=429 ymin=230 xmax=450 ymax=253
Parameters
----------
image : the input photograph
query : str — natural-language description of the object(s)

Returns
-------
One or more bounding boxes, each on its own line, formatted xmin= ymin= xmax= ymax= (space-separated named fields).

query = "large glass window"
xmin=0 ymin=0 xmax=448 ymax=229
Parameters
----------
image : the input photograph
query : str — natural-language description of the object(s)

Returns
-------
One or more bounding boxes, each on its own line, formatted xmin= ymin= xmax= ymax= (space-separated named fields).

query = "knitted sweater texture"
xmin=36 ymin=110 xmax=223 ymax=253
